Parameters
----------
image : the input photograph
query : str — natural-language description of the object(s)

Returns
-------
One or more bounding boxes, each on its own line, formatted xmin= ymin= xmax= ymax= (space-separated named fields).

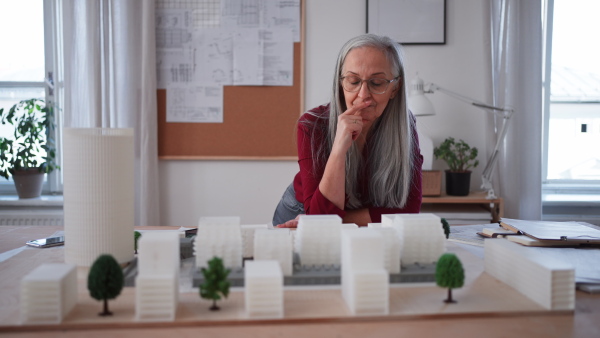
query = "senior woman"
xmin=273 ymin=34 xmax=423 ymax=228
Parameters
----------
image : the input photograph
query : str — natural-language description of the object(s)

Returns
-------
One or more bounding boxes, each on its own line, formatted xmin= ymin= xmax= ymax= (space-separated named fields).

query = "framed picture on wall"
xmin=367 ymin=0 xmax=446 ymax=45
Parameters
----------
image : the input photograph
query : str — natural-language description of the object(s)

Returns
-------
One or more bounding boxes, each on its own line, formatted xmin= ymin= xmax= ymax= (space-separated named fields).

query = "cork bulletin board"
xmin=158 ymin=1 xmax=305 ymax=160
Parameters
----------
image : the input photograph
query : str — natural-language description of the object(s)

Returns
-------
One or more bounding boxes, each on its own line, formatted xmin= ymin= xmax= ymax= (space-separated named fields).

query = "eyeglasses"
xmin=340 ymin=76 xmax=399 ymax=95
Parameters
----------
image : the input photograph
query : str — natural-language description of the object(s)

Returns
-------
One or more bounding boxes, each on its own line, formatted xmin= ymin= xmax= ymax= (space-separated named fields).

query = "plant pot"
xmin=12 ymin=168 xmax=45 ymax=199
xmin=445 ymin=170 xmax=471 ymax=196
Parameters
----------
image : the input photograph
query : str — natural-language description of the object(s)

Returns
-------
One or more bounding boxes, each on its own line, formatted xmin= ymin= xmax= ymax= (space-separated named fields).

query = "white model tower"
xmin=484 ymin=238 xmax=575 ymax=310
xmin=368 ymin=226 xmax=401 ymax=274
xmin=384 ymin=213 xmax=446 ymax=265
xmin=241 ymin=223 xmax=270 ymax=258
xmin=341 ymin=228 xmax=389 ymax=315
xmin=295 ymin=215 xmax=343 ymax=266
xmin=20 ymin=264 xmax=77 ymax=324
xmin=63 ymin=128 xmax=135 ymax=266
xmin=244 ymin=260 xmax=284 ymax=318
xmin=135 ymin=231 xmax=180 ymax=322
xmin=253 ymin=229 xmax=293 ymax=276
xmin=194 ymin=216 xmax=243 ymax=269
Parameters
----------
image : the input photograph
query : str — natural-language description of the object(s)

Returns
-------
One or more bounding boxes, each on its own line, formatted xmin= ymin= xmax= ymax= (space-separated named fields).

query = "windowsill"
xmin=0 ymin=195 xmax=64 ymax=207
xmin=542 ymin=182 xmax=600 ymax=207
xmin=542 ymin=193 xmax=600 ymax=206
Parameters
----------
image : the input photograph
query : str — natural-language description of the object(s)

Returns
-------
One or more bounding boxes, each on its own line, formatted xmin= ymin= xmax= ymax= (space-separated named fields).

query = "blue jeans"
xmin=272 ymin=183 xmax=305 ymax=226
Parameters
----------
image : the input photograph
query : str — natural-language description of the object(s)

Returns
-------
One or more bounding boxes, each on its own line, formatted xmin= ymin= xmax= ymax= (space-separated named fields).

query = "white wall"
xmin=159 ymin=0 xmax=492 ymax=226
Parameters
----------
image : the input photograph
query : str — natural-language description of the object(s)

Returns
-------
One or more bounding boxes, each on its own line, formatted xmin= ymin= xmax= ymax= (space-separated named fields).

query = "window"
xmin=543 ymin=0 xmax=600 ymax=190
xmin=0 ymin=0 xmax=62 ymax=195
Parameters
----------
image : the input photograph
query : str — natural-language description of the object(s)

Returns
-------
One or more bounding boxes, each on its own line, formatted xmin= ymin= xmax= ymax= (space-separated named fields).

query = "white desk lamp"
xmin=408 ymin=75 xmax=514 ymax=200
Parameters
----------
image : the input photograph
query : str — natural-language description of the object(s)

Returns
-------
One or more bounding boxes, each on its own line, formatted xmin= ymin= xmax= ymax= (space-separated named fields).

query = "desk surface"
xmin=1 ymin=225 xmax=599 ymax=338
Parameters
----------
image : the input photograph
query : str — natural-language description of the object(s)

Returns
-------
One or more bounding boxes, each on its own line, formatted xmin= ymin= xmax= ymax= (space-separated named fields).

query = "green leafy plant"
xmin=199 ymin=256 xmax=231 ymax=311
xmin=433 ymin=137 xmax=479 ymax=173
xmin=0 ymin=98 xmax=59 ymax=179
xmin=441 ymin=218 xmax=450 ymax=239
xmin=435 ymin=253 xmax=465 ymax=303
xmin=88 ymin=254 xmax=124 ymax=316
xmin=134 ymin=231 xmax=142 ymax=254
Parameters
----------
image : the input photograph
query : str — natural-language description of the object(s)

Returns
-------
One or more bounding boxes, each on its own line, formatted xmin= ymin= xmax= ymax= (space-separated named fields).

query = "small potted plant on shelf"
xmin=433 ymin=137 xmax=478 ymax=196
xmin=0 ymin=98 xmax=59 ymax=199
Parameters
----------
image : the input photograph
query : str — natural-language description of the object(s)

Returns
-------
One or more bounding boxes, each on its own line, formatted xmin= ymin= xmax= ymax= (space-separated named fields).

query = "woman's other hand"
xmin=276 ymin=214 xmax=302 ymax=228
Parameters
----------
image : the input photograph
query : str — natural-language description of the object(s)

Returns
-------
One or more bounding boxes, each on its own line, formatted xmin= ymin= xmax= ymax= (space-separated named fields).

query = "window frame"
xmin=541 ymin=0 xmax=600 ymax=197
xmin=0 ymin=0 xmax=62 ymax=196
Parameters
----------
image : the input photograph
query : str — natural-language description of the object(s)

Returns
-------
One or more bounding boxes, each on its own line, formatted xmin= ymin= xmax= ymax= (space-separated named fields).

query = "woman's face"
xmin=341 ymin=47 xmax=399 ymax=133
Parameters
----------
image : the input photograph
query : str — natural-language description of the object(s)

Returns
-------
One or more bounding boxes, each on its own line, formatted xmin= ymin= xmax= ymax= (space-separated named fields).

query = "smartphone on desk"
xmin=26 ymin=236 xmax=65 ymax=248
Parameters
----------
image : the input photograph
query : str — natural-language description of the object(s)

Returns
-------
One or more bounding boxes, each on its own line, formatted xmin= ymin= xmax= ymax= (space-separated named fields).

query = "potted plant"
xmin=0 ymin=98 xmax=59 ymax=198
xmin=433 ymin=137 xmax=478 ymax=196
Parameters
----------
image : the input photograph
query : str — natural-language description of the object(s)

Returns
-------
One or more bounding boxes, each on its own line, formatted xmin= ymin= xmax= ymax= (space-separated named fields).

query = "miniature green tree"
xmin=435 ymin=253 xmax=465 ymax=303
xmin=199 ymin=257 xmax=231 ymax=311
xmin=441 ymin=218 xmax=450 ymax=239
xmin=134 ymin=231 xmax=142 ymax=254
xmin=88 ymin=254 xmax=124 ymax=316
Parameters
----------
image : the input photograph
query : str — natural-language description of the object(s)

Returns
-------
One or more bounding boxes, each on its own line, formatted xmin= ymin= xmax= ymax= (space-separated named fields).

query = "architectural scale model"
xmin=341 ymin=228 xmax=389 ymax=315
xmin=135 ymin=231 xmax=180 ymax=322
xmin=253 ymin=228 xmax=293 ymax=276
xmin=244 ymin=260 xmax=284 ymax=318
xmin=484 ymin=238 xmax=575 ymax=310
xmin=193 ymin=214 xmax=445 ymax=287
xmin=381 ymin=213 xmax=446 ymax=266
xmin=241 ymin=224 xmax=270 ymax=258
xmin=63 ymin=128 xmax=135 ymax=267
xmin=295 ymin=215 xmax=344 ymax=266
xmin=194 ymin=216 xmax=243 ymax=269
xmin=20 ymin=263 xmax=77 ymax=324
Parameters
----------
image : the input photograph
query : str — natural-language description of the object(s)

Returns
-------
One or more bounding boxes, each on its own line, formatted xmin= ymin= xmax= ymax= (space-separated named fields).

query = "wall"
xmin=158 ymin=0 xmax=492 ymax=226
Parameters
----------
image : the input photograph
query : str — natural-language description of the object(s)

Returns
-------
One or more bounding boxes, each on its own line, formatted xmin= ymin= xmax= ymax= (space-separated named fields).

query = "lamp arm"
xmin=426 ymin=84 xmax=513 ymax=116
xmin=425 ymin=82 xmax=514 ymax=199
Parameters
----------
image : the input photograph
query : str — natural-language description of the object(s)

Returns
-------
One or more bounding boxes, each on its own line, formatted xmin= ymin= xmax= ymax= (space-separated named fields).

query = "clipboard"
xmin=500 ymin=218 xmax=600 ymax=245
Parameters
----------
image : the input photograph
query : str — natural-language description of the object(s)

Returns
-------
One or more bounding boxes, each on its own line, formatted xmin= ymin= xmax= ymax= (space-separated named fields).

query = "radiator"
xmin=0 ymin=211 xmax=64 ymax=226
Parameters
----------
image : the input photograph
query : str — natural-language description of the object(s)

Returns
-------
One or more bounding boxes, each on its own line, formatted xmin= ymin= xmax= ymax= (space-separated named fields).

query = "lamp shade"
xmin=408 ymin=76 xmax=436 ymax=116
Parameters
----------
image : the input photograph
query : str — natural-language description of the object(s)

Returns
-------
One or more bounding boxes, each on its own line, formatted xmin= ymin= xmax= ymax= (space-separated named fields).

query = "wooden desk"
xmin=1 ymin=225 xmax=599 ymax=338
xmin=422 ymin=191 xmax=504 ymax=223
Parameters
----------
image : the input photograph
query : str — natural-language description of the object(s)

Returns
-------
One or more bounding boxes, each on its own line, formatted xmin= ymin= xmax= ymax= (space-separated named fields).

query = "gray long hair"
xmin=308 ymin=34 xmax=417 ymax=209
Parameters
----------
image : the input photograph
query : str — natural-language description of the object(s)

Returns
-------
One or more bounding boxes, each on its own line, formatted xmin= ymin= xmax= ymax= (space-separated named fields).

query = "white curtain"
xmin=62 ymin=0 xmax=160 ymax=226
xmin=489 ymin=0 xmax=543 ymax=220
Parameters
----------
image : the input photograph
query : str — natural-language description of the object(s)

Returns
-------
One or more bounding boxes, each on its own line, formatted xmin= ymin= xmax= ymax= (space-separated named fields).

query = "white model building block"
xmin=341 ymin=229 xmax=389 ymax=316
xmin=386 ymin=213 xmax=446 ymax=266
xmin=342 ymin=223 xmax=359 ymax=230
xmin=194 ymin=216 xmax=243 ymax=269
xmin=484 ymin=239 xmax=575 ymax=310
xmin=138 ymin=231 xmax=180 ymax=276
xmin=367 ymin=223 xmax=383 ymax=228
xmin=135 ymin=231 xmax=180 ymax=322
xmin=135 ymin=276 xmax=178 ymax=322
xmin=370 ymin=227 xmax=401 ymax=274
xmin=253 ymin=229 xmax=293 ymax=276
xmin=241 ymin=223 xmax=270 ymax=258
xmin=245 ymin=260 xmax=284 ymax=319
xmin=295 ymin=215 xmax=342 ymax=266
xmin=21 ymin=263 xmax=77 ymax=324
